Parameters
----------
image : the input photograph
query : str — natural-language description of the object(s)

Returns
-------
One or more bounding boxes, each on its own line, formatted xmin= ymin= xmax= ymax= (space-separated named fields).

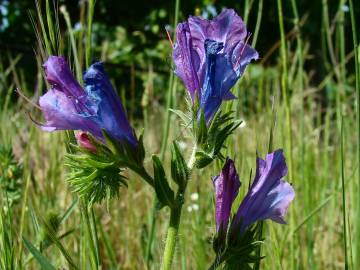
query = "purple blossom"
xmin=212 ymin=150 xmax=295 ymax=237
xmin=173 ymin=9 xmax=259 ymax=121
xmin=232 ymin=149 xmax=295 ymax=233
xmin=213 ymin=158 xmax=241 ymax=234
xmin=38 ymin=56 xmax=136 ymax=146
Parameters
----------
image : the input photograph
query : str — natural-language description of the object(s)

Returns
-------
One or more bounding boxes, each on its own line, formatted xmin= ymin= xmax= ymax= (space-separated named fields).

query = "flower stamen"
xmin=165 ymin=27 xmax=174 ymax=48
xmin=15 ymin=88 xmax=42 ymax=110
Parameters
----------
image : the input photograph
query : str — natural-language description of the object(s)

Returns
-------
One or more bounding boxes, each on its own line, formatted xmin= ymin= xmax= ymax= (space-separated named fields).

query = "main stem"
xmin=160 ymin=146 xmax=197 ymax=270
xmin=161 ymin=202 xmax=183 ymax=270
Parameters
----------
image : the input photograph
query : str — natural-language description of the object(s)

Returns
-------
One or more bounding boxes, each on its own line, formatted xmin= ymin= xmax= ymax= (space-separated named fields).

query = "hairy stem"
xmin=160 ymin=145 xmax=197 ymax=270
xmin=160 ymin=201 xmax=183 ymax=270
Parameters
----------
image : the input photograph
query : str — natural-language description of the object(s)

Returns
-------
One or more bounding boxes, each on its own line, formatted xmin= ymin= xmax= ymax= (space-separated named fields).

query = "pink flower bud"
xmin=75 ymin=132 xmax=97 ymax=153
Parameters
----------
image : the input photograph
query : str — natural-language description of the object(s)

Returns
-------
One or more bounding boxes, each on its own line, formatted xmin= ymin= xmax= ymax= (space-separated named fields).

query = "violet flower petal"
xmin=213 ymin=158 xmax=241 ymax=233
xmin=173 ymin=8 xmax=257 ymax=107
xmin=43 ymin=56 xmax=84 ymax=99
xmin=173 ymin=9 xmax=259 ymax=121
xmin=173 ymin=22 xmax=201 ymax=101
xmin=39 ymin=89 xmax=101 ymax=137
xmin=39 ymin=56 xmax=136 ymax=146
xmin=83 ymin=62 xmax=137 ymax=146
xmin=188 ymin=9 xmax=247 ymax=54
xmin=188 ymin=8 xmax=250 ymax=86
xmin=200 ymin=39 xmax=239 ymax=121
xmin=233 ymin=149 xmax=295 ymax=232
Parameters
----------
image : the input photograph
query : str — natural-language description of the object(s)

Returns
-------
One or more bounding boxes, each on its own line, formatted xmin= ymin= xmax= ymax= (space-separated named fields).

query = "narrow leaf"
xmin=195 ymin=151 xmax=214 ymax=169
xmin=23 ymin=237 xmax=56 ymax=270
xmin=171 ymin=141 xmax=189 ymax=190
xmin=152 ymin=155 xmax=175 ymax=208
xmin=197 ymin=110 xmax=208 ymax=145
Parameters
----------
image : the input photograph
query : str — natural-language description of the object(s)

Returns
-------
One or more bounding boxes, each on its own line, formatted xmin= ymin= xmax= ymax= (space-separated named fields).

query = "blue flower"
xmin=38 ymin=56 xmax=136 ymax=146
xmin=212 ymin=150 xmax=295 ymax=237
xmin=173 ymin=9 xmax=259 ymax=122
xmin=232 ymin=150 xmax=295 ymax=233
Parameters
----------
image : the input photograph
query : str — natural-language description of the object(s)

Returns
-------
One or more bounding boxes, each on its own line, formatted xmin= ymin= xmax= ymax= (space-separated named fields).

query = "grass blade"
xmin=23 ymin=237 xmax=56 ymax=270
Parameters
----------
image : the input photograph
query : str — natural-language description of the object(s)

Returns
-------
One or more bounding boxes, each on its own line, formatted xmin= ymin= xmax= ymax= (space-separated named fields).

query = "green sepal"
xmin=170 ymin=141 xmax=189 ymax=190
xmin=136 ymin=132 xmax=146 ymax=164
xmin=152 ymin=155 xmax=175 ymax=209
xmin=213 ymin=223 xmax=227 ymax=254
xmin=195 ymin=151 xmax=214 ymax=169
xmin=195 ymin=111 xmax=242 ymax=169
xmin=196 ymin=110 xmax=208 ymax=145
xmin=211 ymin=223 xmax=264 ymax=270
xmin=102 ymin=129 xmax=145 ymax=166
xmin=102 ymin=129 xmax=121 ymax=155
xmin=169 ymin=109 xmax=192 ymax=126
xmin=65 ymin=142 xmax=128 ymax=205
xmin=65 ymin=153 xmax=115 ymax=169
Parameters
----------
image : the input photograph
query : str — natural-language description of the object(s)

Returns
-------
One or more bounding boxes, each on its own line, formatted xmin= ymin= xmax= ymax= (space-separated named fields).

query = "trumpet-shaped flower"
xmin=38 ymin=56 xmax=136 ymax=146
xmin=173 ymin=9 xmax=258 ymax=121
xmin=212 ymin=150 xmax=294 ymax=238
xmin=232 ymin=149 xmax=295 ymax=233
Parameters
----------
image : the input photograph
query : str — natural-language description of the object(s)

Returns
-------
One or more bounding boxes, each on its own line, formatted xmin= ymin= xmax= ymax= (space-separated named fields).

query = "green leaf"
xmin=65 ymin=154 xmax=115 ymax=169
xmin=23 ymin=237 xmax=56 ymax=270
xmin=152 ymin=155 xmax=175 ymax=208
xmin=213 ymin=120 xmax=241 ymax=154
xmin=137 ymin=133 xmax=146 ymax=164
xmin=195 ymin=151 xmax=214 ymax=169
xmin=169 ymin=109 xmax=192 ymax=125
xmin=170 ymin=142 xmax=189 ymax=190
xmin=196 ymin=110 xmax=208 ymax=145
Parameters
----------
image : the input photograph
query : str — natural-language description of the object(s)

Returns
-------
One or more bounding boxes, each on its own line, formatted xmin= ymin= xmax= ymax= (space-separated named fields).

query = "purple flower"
xmin=38 ymin=56 xmax=136 ymax=146
xmin=173 ymin=9 xmax=259 ymax=121
xmin=213 ymin=158 xmax=241 ymax=234
xmin=232 ymin=150 xmax=295 ymax=233
xmin=212 ymin=150 xmax=295 ymax=237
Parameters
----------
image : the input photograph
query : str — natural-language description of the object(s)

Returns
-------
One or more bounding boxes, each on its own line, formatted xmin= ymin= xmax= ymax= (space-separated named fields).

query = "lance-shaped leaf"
xmin=196 ymin=110 xmax=208 ymax=144
xmin=171 ymin=141 xmax=189 ymax=190
xmin=169 ymin=109 xmax=192 ymax=126
xmin=136 ymin=133 xmax=146 ymax=164
xmin=195 ymin=151 xmax=214 ymax=169
xmin=152 ymin=155 xmax=175 ymax=208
